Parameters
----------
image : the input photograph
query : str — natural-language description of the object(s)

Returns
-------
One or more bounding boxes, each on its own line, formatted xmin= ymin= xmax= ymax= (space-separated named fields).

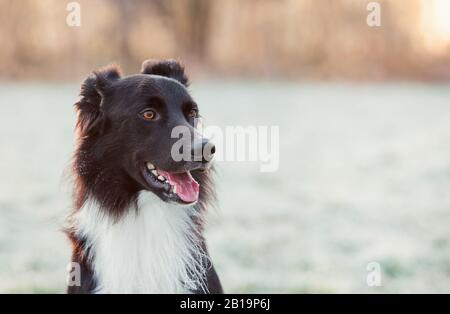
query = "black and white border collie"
xmin=65 ymin=60 xmax=223 ymax=294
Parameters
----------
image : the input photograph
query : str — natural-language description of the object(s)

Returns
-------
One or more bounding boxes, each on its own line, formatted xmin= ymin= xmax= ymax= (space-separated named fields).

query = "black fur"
xmin=141 ymin=59 xmax=189 ymax=86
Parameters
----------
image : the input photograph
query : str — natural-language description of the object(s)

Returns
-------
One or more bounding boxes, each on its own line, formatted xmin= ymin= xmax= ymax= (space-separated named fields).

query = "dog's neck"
xmin=73 ymin=148 xmax=142 ymax=218
xmin=72 ymin=191 xmax=209 ymax=293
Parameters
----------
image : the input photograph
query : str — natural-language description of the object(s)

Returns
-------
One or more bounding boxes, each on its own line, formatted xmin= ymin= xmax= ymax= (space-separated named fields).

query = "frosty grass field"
xmin=0 ymin=81 xmax=449 ymax=293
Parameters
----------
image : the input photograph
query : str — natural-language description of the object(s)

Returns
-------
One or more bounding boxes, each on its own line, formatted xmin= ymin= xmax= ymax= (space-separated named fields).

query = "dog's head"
xmin=74 ymin=60 xmax=214 ymax=211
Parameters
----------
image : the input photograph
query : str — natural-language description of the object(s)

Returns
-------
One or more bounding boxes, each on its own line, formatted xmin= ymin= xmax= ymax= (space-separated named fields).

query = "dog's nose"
xmin=192 ymin=139 xmax=215 ymax=163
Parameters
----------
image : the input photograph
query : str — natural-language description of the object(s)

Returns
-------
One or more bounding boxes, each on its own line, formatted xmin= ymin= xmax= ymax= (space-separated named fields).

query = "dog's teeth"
xmin=157 ymin=175 xmax=165 ymax=181
xmin=151 ymin=170 xmax=158 ymax=176
xmin=146 ymin=162 xmax=155 ymax=170
xmin=173 ymin=186 xmax=177 ymax=194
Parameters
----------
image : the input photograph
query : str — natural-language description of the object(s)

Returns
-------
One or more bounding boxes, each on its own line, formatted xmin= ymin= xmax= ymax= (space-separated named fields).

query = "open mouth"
xmin=141 ymin=162 xmax=199 ymax=204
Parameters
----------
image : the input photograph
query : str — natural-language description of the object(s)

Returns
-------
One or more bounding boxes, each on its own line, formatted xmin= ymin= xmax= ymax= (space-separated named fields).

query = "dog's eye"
xmin=142 ymin=110 xmax=156 ymax=121
xmin=188 ymin=109 xmax=198 ymax=119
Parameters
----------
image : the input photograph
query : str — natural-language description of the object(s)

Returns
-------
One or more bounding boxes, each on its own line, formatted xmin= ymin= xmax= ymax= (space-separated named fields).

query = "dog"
xmin=65 ymin=59 xmax=223 ymax=294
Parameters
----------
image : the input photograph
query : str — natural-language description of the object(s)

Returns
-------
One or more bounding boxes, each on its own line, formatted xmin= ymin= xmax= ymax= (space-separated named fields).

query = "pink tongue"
xmin=157 ymin=170 xmax=199 ymax=203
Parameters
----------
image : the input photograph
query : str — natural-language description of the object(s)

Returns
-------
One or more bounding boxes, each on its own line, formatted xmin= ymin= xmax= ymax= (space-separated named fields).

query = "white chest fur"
xmin=73 ymin=192 xmax=208 ymax=293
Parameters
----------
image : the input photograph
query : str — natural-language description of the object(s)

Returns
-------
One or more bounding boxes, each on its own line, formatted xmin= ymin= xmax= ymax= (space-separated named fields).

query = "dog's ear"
xmin=75 ymin=65 xmax=121 ymax=136
xmin=141 ymin=59 xmax=189 ymax=86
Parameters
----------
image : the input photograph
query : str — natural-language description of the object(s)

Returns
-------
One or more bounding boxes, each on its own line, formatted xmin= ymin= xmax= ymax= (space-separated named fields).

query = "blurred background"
xmin=0 ymin=0 xmax=449 ymax=293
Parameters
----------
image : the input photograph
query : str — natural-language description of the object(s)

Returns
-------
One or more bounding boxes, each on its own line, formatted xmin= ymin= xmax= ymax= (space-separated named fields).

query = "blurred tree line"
xmin=0 ymin=0 xmax=449 ymax=81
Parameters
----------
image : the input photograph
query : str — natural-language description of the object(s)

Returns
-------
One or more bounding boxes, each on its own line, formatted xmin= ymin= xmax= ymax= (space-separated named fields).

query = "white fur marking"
xmin=73 ymin=192 xmax=208 ymax=293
